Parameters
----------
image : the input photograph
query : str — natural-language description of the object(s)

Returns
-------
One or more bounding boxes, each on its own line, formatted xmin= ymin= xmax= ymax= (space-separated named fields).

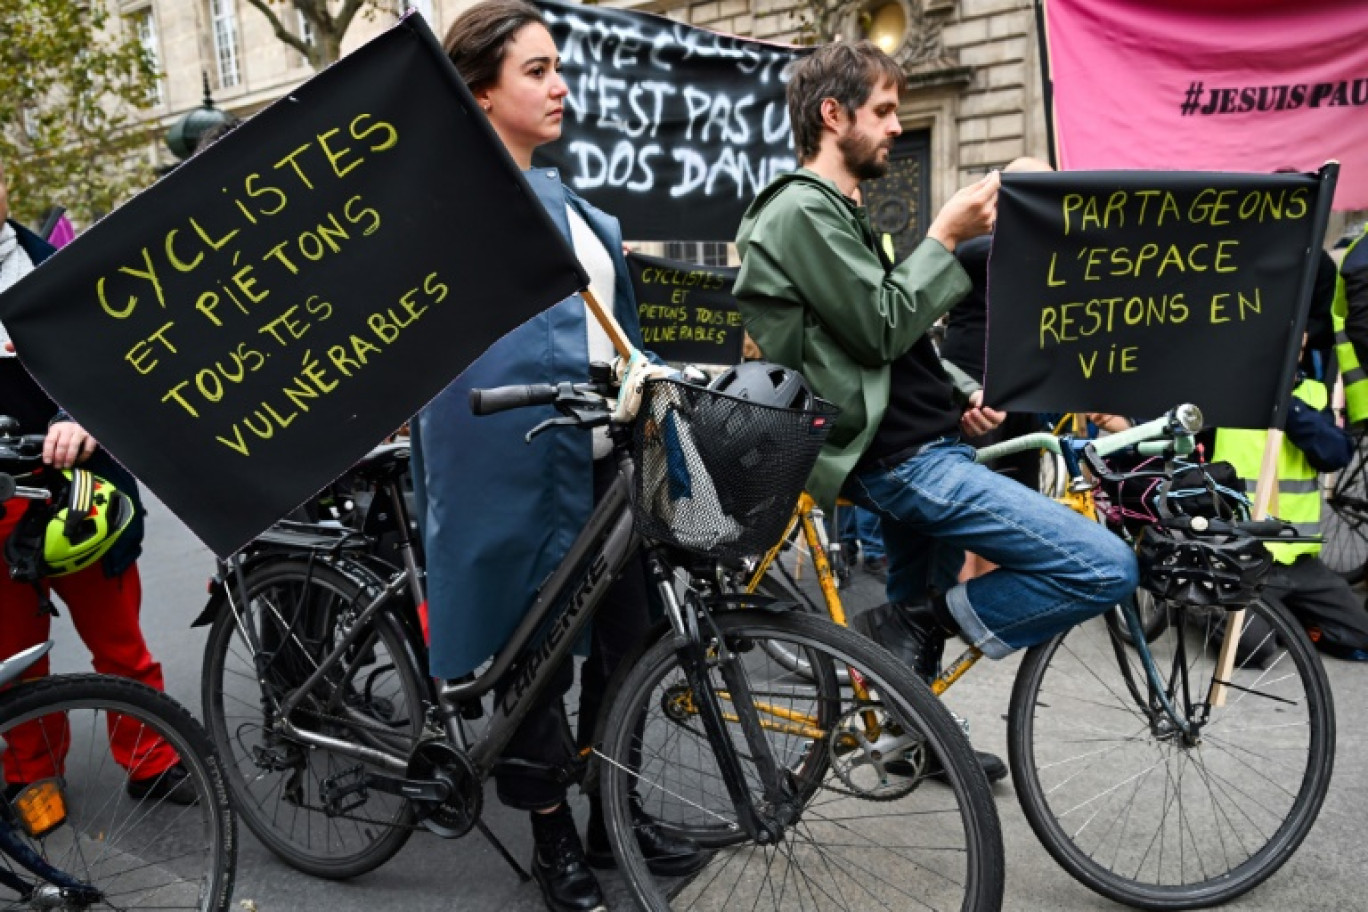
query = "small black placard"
xmin=627 ymin=252 xmax=741 ymax=365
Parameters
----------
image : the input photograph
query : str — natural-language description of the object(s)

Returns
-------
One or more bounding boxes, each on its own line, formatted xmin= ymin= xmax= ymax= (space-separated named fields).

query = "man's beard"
xmin=838 ymin=130 xmax=890 ymax=181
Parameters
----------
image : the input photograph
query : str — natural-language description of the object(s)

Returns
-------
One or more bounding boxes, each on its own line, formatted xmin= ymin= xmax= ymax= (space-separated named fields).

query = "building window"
xmin=664 ymin=241 xmax=730 ymax=267
xmin=297 ymin=10 xmax=316 ymax=67
xmin=211 ymin=0 xmax=241 ymax=88
xmin=129 ymin=7 xmax=163 ymax=106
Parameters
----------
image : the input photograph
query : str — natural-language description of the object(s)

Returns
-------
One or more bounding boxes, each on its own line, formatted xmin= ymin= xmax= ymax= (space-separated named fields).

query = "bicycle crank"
xmin=406 ymin=740 xmax=482 ymax=838
xmin=826 ymin=704 xmax=926 ymax=800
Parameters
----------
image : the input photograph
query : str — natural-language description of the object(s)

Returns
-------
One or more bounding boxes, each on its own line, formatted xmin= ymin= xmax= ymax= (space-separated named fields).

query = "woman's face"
xmin=477 ymin=22 xmax=567 ymax=167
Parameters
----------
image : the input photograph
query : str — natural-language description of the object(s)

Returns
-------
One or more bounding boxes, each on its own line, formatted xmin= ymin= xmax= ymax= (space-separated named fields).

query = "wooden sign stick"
xmin=1208 ymin=429 xmax=1281 ymax=706
xmin=582 ymin=289 xmax=634 ymax=360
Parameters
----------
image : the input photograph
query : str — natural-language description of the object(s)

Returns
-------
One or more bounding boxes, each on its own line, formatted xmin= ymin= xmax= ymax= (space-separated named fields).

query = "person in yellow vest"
xmin=1334 ymin=226 xmax=1368 ymax=424
xmin=1212 ymin=372 xmax=1368 ymax=662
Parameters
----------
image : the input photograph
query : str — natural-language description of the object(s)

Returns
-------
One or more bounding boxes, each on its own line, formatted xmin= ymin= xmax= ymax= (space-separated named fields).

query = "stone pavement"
xmin=48 ymin=501 xmax=1368 ymax=911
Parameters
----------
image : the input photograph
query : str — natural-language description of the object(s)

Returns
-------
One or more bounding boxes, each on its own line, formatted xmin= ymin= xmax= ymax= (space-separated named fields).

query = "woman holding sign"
xmin=412 ymin=4 xmax=706 ymax=910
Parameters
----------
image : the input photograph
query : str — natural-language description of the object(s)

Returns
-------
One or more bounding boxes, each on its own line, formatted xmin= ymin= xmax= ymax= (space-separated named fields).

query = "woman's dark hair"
xmin=442 ymin=0 xmax=547 ymax=93
xmin=786 ymin=41 xmax=906 ymax=163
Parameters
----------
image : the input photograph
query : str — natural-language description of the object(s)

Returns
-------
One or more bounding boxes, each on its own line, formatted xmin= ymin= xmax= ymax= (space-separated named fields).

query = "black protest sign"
xmin=627 ymin=252 xmax=741 ymax=365
xmin=984 ymin=171 xmax=1333 ymax=429
xmin=0 ymin=16 xmax=587 ymax=558
xmin=534 ymin=0 xmax=806 ymax=241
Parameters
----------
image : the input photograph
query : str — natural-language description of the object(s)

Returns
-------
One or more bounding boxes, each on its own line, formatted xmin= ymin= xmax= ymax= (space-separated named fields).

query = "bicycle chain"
xmin=260 ymin=703 xmax=438 ymax=833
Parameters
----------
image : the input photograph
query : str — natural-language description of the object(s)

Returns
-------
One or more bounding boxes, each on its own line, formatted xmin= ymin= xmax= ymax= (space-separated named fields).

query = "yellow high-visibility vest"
xmin=1333 ymin=230 xmax=1368 ymax=423
xmin=1213 ymin=381 xmax=1328 ymax=563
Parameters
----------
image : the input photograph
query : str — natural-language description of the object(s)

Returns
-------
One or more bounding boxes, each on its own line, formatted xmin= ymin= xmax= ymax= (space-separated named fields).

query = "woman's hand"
xmin=961 ymin=390 xmax=1005 ymax=437
xmin=44 ymin=420 xmax=98 ymax=469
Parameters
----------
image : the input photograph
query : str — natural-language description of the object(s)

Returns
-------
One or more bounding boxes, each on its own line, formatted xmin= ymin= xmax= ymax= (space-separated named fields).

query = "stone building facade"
xmin=129 ymin=0 xmax=1050 ymax=247
xmin=117 ymin=0 xmax=1362 ymax=242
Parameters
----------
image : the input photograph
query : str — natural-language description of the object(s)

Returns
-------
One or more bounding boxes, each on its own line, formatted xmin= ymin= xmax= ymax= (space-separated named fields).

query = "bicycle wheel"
xmin=1321 ymin=434 xmax=1368 ymax=583
xmin=598 ymin=609 xmax=1004 ymax=912
xmin=202 ymin=559 xmax=428 ymax=879
xmin=1105 ymin=587 xmax=1170 ymax=646
xmin=754 ymin=557 xmax=885 ymax=683
xmin=1009 ymin=597 xmax=1334 ymax=910
xmin=0 ymin=674 xmax=235 ymax=911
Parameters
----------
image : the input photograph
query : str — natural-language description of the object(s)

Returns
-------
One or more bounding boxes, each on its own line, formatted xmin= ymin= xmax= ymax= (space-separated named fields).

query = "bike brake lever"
xmin=525 ymin=415 xmax=580 ymax=443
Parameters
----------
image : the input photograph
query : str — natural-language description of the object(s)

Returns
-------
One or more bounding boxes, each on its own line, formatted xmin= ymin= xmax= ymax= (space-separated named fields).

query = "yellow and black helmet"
xmin=4 ymin=468 xmax=135 ymax=581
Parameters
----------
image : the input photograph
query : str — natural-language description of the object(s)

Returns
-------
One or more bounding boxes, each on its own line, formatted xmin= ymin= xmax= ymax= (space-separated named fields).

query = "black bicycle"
xmin=199 ymin=367 xmax=1005 ymax=911
xmin=1320 ymin=423 xmax=1368 ymax=582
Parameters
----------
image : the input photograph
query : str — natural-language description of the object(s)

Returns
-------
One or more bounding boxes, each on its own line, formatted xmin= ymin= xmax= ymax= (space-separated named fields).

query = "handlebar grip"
xmin=1090 ymin=414 xmax=1174 ymax=458
xmin=469 ymin=383 xmax=559 ymax=416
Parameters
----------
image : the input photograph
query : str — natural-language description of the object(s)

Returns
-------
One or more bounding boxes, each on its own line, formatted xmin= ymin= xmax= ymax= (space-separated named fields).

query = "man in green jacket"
xmin=735 ymin=41 xmax=1139 ymax=780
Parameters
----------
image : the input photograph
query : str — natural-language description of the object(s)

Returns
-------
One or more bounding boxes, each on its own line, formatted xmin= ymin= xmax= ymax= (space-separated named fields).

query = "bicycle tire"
xmin=1009 ymin=597 xmax=1334 ymax=910
xmin=1321 ymin=434 xmax=1368 ymax=583
xmin=0 ymin=674 xmax=236 ymax=911
xmin=1104 ymin=588 xmax=1170 ymax=646
xmin=599 ymin=609 xmax=1005 ymax=912
xmin=202 ymin=559 xmax=427 ymax=879
xmin=754 ymin=558 xmax=885 ymax=684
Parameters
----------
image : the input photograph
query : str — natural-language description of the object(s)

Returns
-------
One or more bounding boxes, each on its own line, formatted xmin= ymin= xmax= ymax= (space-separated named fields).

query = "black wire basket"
xmin=630 ymin=378 xmax=839 ymax=562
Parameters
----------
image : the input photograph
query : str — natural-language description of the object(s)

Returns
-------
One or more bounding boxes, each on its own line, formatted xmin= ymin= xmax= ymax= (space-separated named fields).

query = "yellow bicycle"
xmin=729 ymin=405 xmax=1334 ymax=911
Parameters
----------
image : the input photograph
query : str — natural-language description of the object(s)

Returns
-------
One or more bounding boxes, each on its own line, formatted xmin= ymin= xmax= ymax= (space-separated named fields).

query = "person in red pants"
xmin=0 ymin=156 xmax=194 ymax=807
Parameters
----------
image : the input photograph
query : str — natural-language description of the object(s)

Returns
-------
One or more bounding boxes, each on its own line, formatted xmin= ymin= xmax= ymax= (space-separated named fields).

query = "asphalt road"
xmin=40 ymin=493 xmax=1368 ymax=912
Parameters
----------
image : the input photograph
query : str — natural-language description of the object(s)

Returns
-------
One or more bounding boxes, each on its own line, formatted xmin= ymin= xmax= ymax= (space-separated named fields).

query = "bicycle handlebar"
xmin=1091 ymin=410 xmax=1190 ymax=459
xmin=974 ymin=405 xmax=1203 ymax=466
xmin=974 ymin=432 xmax=1059 ymax=465
xmin=469 ymin=383 xmax=560 ymax=416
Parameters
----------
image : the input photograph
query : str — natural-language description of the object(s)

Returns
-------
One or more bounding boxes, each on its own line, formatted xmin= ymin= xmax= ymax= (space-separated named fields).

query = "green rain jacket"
xmin=734 ymin=169 xmax=973 ymax=509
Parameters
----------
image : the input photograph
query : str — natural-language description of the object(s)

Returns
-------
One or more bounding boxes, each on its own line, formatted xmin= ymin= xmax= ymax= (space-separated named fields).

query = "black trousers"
xmin=493 ymin=456 xmax=652 ymax=811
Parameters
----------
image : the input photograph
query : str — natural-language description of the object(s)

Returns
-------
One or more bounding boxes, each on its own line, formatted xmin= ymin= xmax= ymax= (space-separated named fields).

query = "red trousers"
xmin=0 ymin=502 xmax=179 ymax=783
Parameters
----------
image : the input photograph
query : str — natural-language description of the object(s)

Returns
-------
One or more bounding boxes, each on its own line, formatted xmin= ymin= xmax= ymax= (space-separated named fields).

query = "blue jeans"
xmin=838 ymin=505 xmax=885 ymax=562
xmin=846 ymin=440 xmax=1138 ymax=659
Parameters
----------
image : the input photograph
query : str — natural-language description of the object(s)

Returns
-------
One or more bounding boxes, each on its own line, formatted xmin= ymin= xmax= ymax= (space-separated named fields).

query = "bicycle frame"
xmin=220 ymin=431 xmax=795 ymax=842
xmin=742 ymin=411 xmax=1216 ymax=737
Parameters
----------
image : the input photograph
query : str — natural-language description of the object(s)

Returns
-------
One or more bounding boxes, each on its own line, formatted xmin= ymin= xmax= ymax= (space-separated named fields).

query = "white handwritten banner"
xmin=534 ymin=0 xmax=807 ymax=241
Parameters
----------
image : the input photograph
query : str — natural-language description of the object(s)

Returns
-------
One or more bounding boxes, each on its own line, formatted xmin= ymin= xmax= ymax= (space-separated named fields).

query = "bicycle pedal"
xmin=320 ymin=766 xmax=369 ymax=815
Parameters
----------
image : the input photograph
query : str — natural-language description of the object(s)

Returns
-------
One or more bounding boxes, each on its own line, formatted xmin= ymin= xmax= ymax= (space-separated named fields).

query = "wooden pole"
xmin=1208 ymin=429 xmax=1281 ymax=706
xmin=581 ymin=289 xmax=633 ymax=359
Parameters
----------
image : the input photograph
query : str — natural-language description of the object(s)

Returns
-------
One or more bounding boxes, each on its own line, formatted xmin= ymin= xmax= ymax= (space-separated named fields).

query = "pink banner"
xmin=1044 ymin=0 xmax=1368 ymax=210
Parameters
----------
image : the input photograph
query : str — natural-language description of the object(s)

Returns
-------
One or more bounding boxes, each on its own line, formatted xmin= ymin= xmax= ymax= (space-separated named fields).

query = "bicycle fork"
xmin=649 ymin=555 xmax=795 ymax=843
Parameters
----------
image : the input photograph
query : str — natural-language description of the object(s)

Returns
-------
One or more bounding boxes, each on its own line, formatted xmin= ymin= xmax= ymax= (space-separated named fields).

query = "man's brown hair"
xmin=786 ymin=41 xmax=906 ymax=163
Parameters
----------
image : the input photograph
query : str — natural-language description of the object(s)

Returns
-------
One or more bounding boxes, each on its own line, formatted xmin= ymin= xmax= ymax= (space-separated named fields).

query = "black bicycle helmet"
xmin=1134 ymin=523 xmax=1273 ymax=608
xmin=707 ymin=361 xmax=816 ymax=411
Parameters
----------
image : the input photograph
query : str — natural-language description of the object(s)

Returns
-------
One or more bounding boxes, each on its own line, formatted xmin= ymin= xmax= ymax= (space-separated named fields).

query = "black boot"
xmin=585 ymin=794 xmax=711 ymax=877
xmin=529 ymin=805 xmax=605 ymax=912
xmin=853 ymin=597 xmax=957 ymax=683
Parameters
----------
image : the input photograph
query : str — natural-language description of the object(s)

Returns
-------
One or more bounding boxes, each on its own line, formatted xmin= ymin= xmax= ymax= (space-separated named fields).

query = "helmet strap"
xmin=26 ymin=582 xmax=59 ymax=618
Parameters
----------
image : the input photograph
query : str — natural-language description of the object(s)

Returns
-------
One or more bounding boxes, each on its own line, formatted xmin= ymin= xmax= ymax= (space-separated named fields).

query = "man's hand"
xmin=960 ymin=390 xmax=1005 ymax=438
xmin=44 ymin=420 xmax=97 ymax=469
xmin=927 ymin=171 xmax=1000 ymax=253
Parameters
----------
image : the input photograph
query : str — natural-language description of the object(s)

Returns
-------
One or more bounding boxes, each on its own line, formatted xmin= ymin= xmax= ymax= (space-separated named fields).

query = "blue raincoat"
xmin=411 ymin=168 xmax=646 ymax=679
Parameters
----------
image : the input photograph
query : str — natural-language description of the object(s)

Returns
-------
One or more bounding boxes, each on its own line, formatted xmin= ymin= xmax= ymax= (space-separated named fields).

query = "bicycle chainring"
xmin=407 ymin=740 xmax=482 ymax=838
xmin=826 ymin=704 xmax=926 ymax=801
